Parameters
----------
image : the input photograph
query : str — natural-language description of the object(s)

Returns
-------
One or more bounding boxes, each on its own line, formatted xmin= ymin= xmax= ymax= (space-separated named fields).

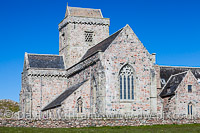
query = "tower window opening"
xmin=85 ymin=31 xmax=93 ymax=42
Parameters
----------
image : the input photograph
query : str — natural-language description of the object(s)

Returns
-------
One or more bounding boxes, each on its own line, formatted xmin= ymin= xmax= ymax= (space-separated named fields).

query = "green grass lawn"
xmin=1 ymin=124 xmax=200 ymax=133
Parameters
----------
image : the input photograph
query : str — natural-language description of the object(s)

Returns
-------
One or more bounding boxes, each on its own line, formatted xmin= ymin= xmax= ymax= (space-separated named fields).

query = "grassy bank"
xmin=1 ymin=124 xmax=200 ymax=133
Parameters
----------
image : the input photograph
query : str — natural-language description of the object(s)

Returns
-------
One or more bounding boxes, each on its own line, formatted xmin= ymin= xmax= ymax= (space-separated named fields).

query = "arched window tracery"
xmin=119 ymin=64 xmax=134 ymax=100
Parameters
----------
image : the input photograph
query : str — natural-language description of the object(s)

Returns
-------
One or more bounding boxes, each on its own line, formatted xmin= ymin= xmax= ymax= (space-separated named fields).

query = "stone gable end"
xmin=175 ymin=71 xmax=200 ymax=115
xmin=163 ymin=71 xmax=200 ymax=116
xmin=101 ymin=25 xmax=157 ymax=115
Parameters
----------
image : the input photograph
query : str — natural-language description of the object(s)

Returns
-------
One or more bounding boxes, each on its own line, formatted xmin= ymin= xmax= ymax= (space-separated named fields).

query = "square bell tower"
xmin=58 ymin=5 xmax=110 ymax=68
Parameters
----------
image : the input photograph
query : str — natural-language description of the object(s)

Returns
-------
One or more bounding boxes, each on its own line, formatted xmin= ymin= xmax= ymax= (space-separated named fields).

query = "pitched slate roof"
xmin=65 ymin=6 xmax=103 ymax=18
xmin=160 ymin=71 xmax=187 ymax=98
xmin=27 ymin=54 xmax=65 ymax=69
xmin=160 ymin=66 xmax=200 ymax=87
xmin=81 ymin=28 xmax=123 ymax=61
xmin=41 ymin=80 xmax=87 ymax=111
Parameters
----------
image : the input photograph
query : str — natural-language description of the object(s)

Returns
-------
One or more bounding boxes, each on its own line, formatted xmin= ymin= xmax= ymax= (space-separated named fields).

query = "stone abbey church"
xmin=20 ymin=5 xmax=200 ymax=118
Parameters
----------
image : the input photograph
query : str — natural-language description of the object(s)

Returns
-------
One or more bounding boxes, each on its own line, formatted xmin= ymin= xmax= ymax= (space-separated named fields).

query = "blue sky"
xmin=0 ymin=0 xmax=200 ymax=102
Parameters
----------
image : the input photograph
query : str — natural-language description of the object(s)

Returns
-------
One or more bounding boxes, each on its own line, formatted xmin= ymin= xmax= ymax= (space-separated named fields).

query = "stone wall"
xmin=65 ymin=52 xmax=106 ymax=115
xmin=59 ymin=16 xmax=110 ymax=68
xmin=163 ymin=71 xmax=200 ymax=116
xmin=1 ymin=118 xmax=200 ymax=128
xmin=62 ymin=80 xmax=91 ymax=115
xmin=66 ymin=52 xmax=100 ymax=87
xmin=101 ymin=25 xmax=157 ymax=115
xmin=20 ymin=69 xmax=68 ymax=118
xmin=20 ymin=70 xmax=30 ymax=114
xmin=157 ymin=89 xmax=163 ymax=115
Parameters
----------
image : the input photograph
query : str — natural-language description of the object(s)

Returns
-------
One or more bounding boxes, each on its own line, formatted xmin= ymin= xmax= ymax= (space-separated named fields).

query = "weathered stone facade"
xmin=20 ymin=5 xmax=200 ymax=120
xmin=20 ymin=53 xmax=67 ymax=118
xmin=59 ymin=6 xmax=109 ymax=68
xmin=161 ymin=70 xmax=200 ymax=117
xmin=100 ymin=25 xmax=157 ymax=115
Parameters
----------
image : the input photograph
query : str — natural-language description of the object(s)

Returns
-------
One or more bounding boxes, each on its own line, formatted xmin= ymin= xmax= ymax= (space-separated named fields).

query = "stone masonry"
xmin=20 ymin=5 xmax=200 ymax=121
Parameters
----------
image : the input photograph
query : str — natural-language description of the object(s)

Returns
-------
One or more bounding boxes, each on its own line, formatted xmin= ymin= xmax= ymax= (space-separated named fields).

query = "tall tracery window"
xmin=77 ymin=97 xmax=83 ymax=113
xmin=119 ymin=65 xmax=134 ymax=100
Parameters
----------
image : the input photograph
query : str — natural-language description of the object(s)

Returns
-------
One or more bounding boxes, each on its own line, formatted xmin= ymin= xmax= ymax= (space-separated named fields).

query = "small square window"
xmin=188 ymin=85 xmax=192 ymax=92
xmin=85 ymin=31 xmax=93 ymax=42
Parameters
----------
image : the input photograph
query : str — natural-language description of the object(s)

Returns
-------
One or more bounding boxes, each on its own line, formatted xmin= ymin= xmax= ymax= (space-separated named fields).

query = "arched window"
xmin=77 ymin=97 xmax=83 ymax=113
xmin=119 ymin=64 xmax=134 ymax=100
xmin=188 ymin=103 xmax=193 ymax=115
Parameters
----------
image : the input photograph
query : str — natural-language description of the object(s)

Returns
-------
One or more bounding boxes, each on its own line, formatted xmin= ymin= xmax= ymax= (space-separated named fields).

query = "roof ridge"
xmin=27 ymin=53 xmax=62 ymax=56
xmin=65 ymin=6 xmax=103 ymax=18
xmin=159 ymin=71 xmax=187 ymax=95
xmin=171 ymin=71 xmax=188 ymax=77
xmin=159 ymin=65 xmax=200 ymax=68
xmin=160 ymin=70 xmax=188 ymax=98
xmin=68 ymin=6 xmax=101 ymax=10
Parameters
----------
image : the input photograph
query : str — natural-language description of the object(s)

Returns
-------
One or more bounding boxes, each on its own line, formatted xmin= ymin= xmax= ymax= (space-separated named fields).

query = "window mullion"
xmin=128 ymin=76 xmax=130 ymax=99
xmin=126 ymin=75 xmax=128 ymax=100
xmin=122 ymin=75 xmax=124 ymax=99
xmin=132 ymin=76 xmax=134 ymax=100
xmin=120 ymin=76 xmax=122 ymax=99
xmin=130 ymin=76 xmax=132 ymax=100
xmin=124 ymin=75 xmax=126 ymax=99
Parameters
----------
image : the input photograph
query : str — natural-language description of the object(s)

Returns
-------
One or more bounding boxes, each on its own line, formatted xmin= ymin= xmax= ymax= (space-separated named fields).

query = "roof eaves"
xmin=28 ymin=67 xmax=66 ymax=71
xmin=160 ymin=65 xmax=200 ymax=69
xmin=41 ymin=80 xmax=88 ymax=111
xmin=27 ymin=53 xmax=62 ymax=57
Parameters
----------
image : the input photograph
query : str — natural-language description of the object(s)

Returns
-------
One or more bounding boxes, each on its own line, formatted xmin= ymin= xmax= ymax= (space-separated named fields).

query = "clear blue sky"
xmin=0 ymin=0 xmax=200 ymax=102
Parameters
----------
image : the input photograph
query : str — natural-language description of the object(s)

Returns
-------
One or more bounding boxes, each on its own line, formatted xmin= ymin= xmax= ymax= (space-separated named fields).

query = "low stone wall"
xmin=0 ymin=118 xmax=200 ymax=128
